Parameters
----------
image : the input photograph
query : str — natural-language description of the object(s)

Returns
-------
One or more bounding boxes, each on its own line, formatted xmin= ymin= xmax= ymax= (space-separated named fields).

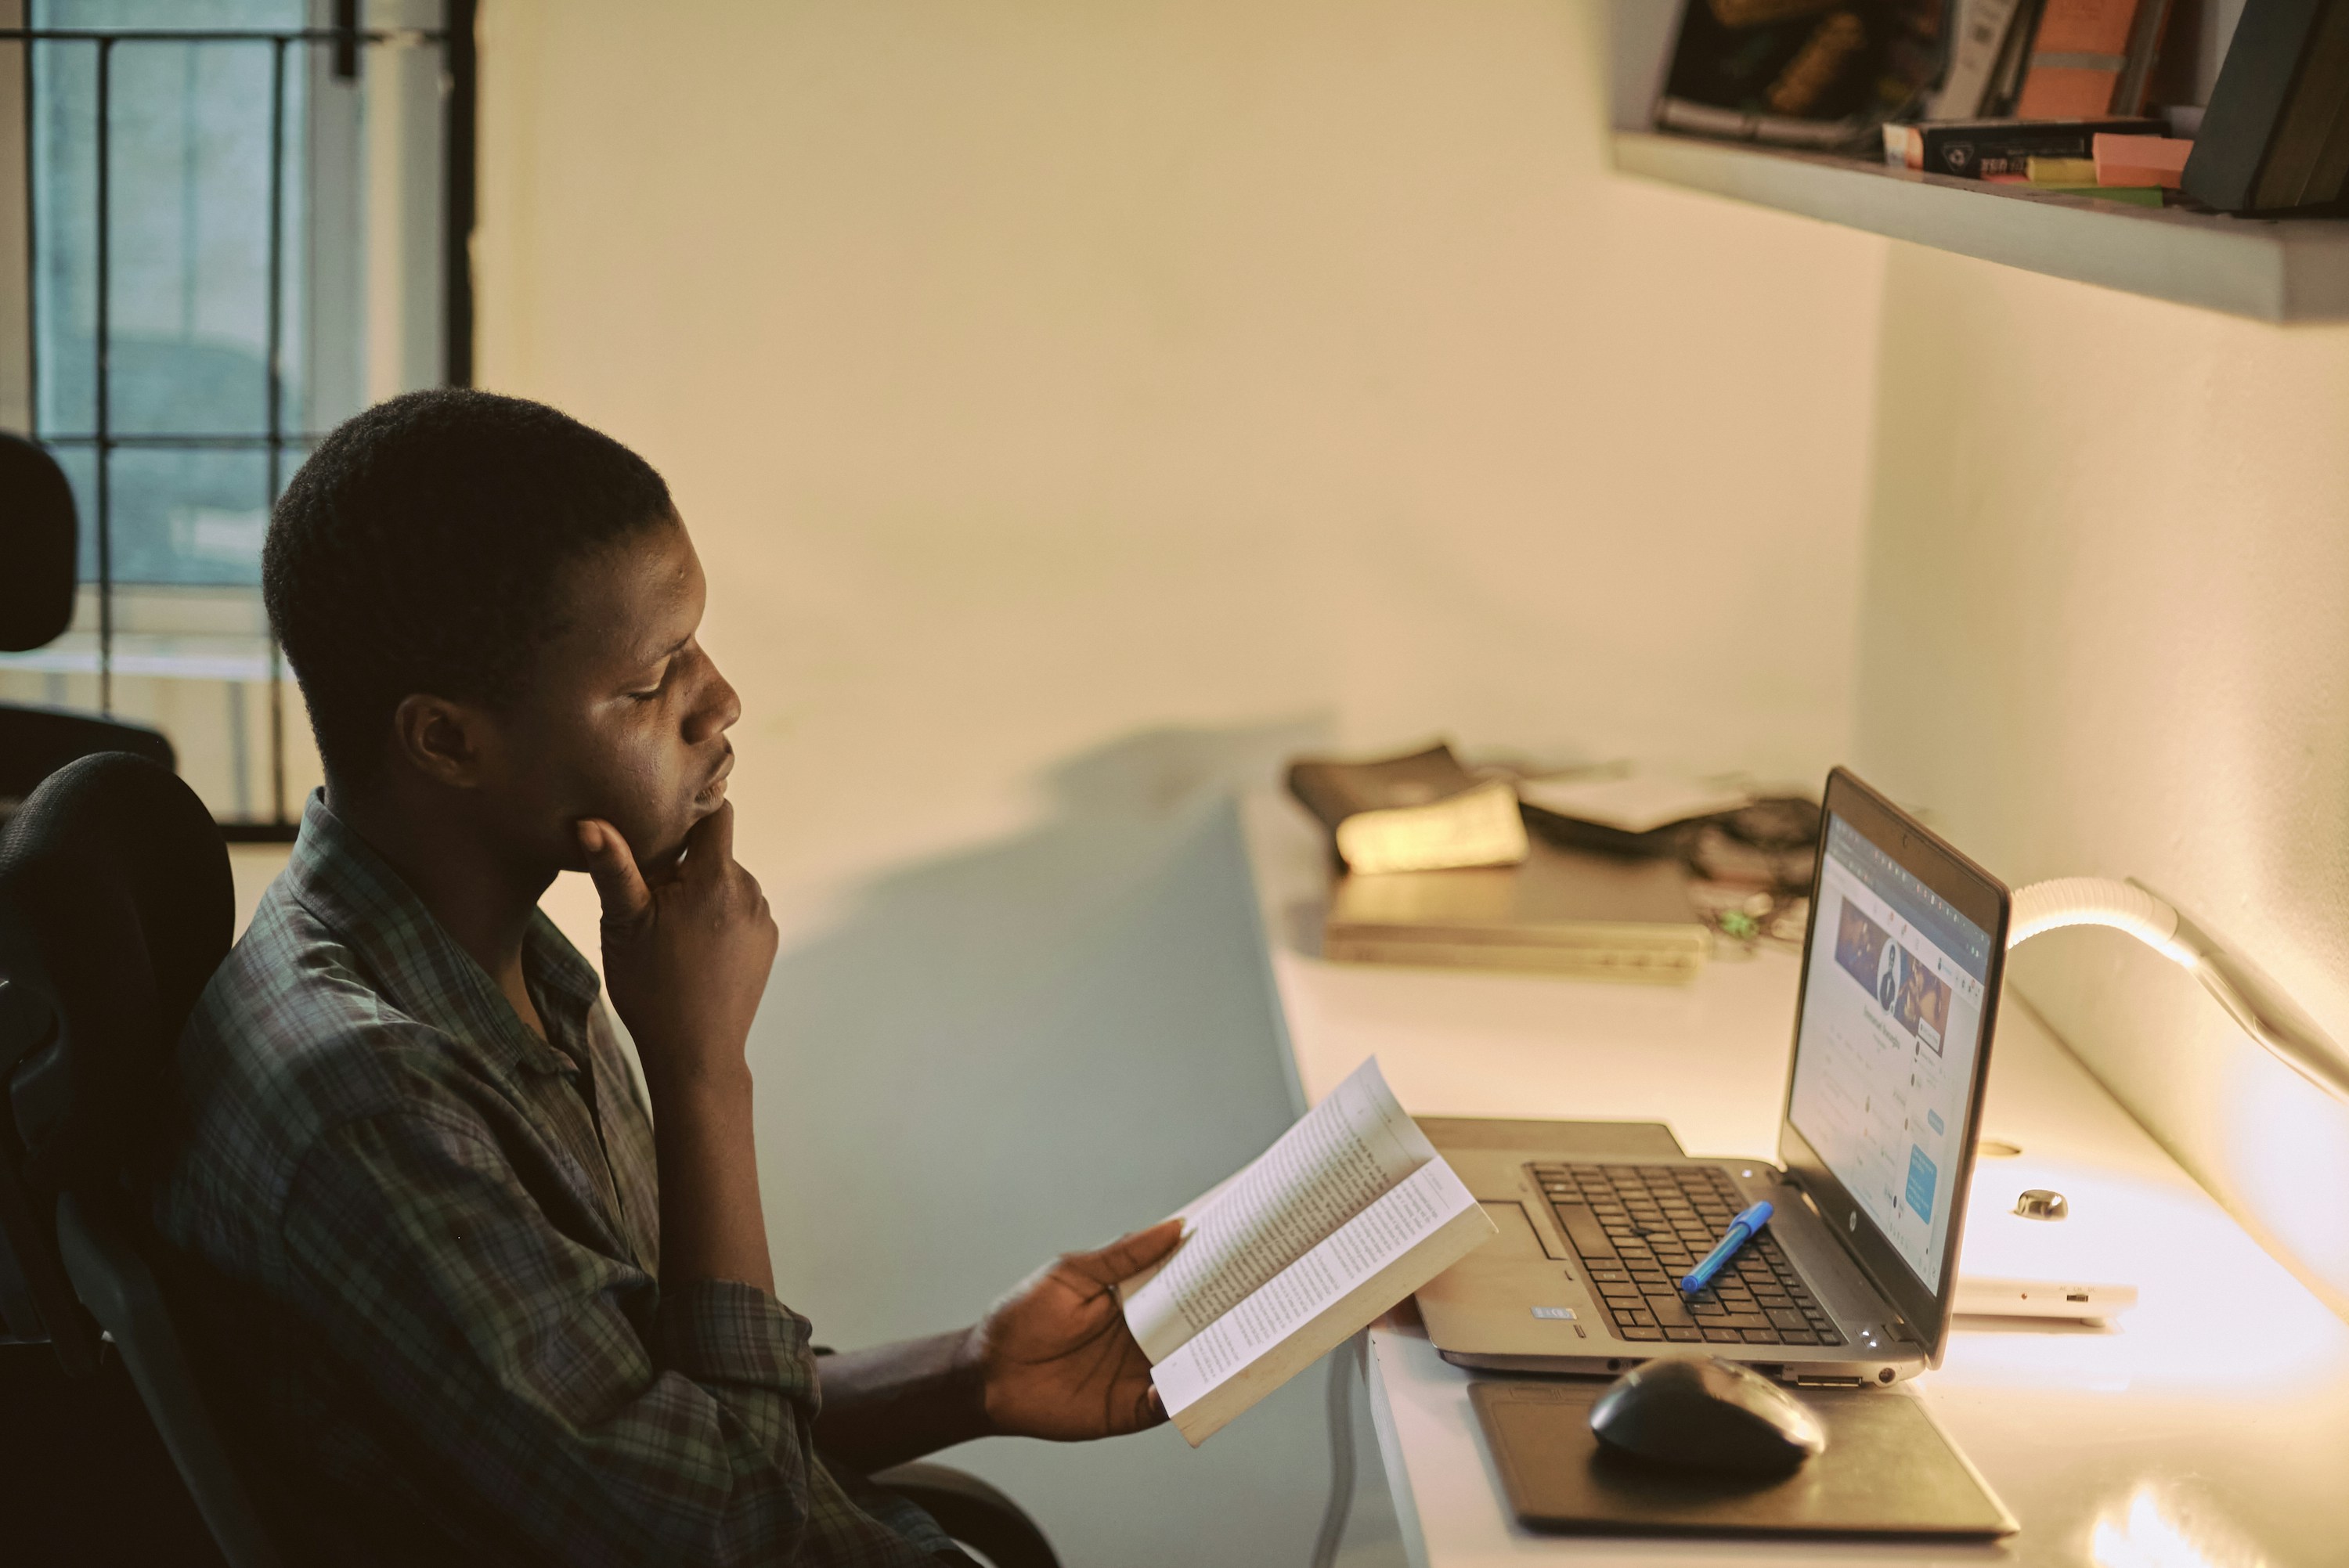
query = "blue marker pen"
xmin=1680 ymin=1200 xmax=1773 ymax=1296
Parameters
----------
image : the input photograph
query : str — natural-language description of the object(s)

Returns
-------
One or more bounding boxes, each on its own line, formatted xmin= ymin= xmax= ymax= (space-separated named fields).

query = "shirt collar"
xmin=282 ymin=791 xmax=601 ymax=1080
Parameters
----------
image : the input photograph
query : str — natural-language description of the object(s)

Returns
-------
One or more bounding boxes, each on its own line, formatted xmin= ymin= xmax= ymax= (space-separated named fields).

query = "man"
xmin=153 ymin=389 xmax=1181 ymax=1565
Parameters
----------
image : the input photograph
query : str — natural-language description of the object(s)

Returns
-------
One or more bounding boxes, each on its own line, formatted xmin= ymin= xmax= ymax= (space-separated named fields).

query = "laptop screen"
xmin=1786 ymin=809 xmax=1997 ymax=1296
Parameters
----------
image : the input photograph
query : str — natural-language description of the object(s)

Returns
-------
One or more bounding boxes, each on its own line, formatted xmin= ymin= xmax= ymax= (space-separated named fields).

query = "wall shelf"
xmin=1612 ymin=130 xmax=2349 ymax=323
xmin=1606 ymin=3 xmax=2349 ymax=323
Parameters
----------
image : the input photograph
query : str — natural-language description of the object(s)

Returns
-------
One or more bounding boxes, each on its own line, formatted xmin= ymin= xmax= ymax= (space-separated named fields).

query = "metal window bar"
xmin=5 ymin=9 xmax=476 ymax=842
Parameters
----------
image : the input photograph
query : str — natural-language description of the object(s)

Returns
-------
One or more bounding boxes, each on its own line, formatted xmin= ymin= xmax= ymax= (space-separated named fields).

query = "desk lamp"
xmin=2008 ymin=878 xmax=2349 ymax=1104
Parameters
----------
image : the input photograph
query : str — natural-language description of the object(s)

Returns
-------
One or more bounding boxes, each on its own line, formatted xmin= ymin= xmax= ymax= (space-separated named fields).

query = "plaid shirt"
xmin=152 ymin=795 xmax=960 ymax=1566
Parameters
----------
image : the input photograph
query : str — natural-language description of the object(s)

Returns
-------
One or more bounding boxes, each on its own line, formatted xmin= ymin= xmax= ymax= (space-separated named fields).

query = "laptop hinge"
xmin=1787 ymin=1176 xmax=1922 ymax=1343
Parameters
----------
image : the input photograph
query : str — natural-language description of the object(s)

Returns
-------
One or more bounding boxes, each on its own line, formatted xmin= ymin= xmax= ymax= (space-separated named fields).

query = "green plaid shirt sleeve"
xmin=280 ymin=1112 xmax=952 ymax=1566
xmin=153 ymin=795 xmax=963 ymax=1566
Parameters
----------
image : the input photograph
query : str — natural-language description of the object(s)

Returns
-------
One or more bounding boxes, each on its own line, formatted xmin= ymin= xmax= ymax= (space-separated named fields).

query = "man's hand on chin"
xmin=965 ymin=1220 xmax=1185 ymax=1441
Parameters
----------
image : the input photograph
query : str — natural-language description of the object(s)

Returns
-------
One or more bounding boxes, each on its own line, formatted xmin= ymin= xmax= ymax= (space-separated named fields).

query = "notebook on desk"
xmin=1322 ymin=834 xmax=1712 ymax=983
xmin=1414 ymin=768 xmax=2013 ymax=1386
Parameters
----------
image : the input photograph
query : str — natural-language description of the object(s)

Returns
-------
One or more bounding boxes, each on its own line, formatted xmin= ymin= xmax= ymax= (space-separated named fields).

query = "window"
xmin=0 ymin=0 xmax=474 ymax=835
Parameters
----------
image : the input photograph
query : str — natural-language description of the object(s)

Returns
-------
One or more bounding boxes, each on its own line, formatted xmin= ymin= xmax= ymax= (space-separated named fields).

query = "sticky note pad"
xmin=2026 ymin=157 xmax=2097 ymax=186
xmin=2094 ymin=134 xmax=2192 ymax=189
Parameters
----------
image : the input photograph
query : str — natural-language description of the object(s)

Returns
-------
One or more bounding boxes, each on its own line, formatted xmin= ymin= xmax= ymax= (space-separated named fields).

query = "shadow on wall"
xmin=746 ymin=717 xmax=1394 ymax=1568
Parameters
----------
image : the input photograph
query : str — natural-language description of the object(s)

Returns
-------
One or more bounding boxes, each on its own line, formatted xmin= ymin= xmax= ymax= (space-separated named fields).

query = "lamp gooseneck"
xmin=2008 ymin=877 xmax=2349 ymax=1105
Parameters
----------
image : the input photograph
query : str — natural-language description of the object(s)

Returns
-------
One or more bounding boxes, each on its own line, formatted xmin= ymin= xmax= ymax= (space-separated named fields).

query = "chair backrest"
xmin=0 ymin=432 xmax=79 ymax=654
xmin=0 ymin=752 xmax=281 ymax=1568
xmin=0 ymin=434 xmax=176 ymax=805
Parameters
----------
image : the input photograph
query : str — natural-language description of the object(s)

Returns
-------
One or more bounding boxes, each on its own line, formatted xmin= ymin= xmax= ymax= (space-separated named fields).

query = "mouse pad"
xmin=1470 ymin=1380 xmax=2017 ymax=1539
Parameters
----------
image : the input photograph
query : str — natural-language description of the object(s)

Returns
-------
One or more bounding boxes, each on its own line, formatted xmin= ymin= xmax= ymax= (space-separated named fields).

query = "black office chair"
xmin=0 ymin=434 xmax=175 ymax=815
xmin=0 ymin=752 xmax=1059 ymax=1568
xmin=0 ymin=752 xmax=274 ymax=1566
xmin=872 ymin=1462 xmax=1061 ymax=1568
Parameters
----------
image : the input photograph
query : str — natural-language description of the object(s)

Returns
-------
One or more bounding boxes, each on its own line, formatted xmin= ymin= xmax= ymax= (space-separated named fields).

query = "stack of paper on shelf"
xmin=2094 ymin=132 xmax=2193 ymax=186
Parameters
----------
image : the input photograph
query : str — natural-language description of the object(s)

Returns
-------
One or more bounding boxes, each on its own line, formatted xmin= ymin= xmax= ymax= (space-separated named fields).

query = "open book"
xmin=1118 ymin=1058 xmax=1496 ymax=1445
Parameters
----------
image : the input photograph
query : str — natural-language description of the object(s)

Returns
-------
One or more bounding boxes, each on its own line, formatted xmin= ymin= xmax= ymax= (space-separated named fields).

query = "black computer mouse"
xmin=1588 ymin=1357 xmax=1828 ymax=1477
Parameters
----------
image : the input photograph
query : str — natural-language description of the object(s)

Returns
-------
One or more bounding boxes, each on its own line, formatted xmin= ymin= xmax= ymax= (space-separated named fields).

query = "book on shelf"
xmin=2183 ymin=0 xmax=2349 ymax=214
xmin=1656 ymin=0 xmax=1943 ymax=150
xmin=1986 ymin=0 xmax=2044 ymax=112
xmin=2015 ymin=0 xmax=2175 ymax=118
xmin=2113 ymin=0 xmax=2178 ymax=114
xmin=1932 ymin=0 xmax=2031 ymax=118
xmin=1883 ymin=114 xmax=2163 ymax=175
xmin=1119 ymin=1058 xmax=1495 ymax=1445
xmin=1286 ymin=743 xmax=1528 ymax=875
xmin=1322 ymin=834 xmax=1713 ymax=983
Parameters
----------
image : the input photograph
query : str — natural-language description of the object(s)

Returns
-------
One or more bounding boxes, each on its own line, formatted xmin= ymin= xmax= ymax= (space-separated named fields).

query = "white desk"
xmin=1239 ymin=793 xmax=2349 ymax=1568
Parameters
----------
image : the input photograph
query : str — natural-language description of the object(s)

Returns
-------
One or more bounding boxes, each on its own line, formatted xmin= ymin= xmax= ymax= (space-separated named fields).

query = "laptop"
xmin=1416 ymin=767 xmax=2011 ymax=1386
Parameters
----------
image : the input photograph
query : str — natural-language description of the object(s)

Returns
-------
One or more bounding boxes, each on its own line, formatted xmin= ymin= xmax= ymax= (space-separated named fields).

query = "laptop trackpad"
xmin=1479 ymin=1202 xmax=1547 ymax=1259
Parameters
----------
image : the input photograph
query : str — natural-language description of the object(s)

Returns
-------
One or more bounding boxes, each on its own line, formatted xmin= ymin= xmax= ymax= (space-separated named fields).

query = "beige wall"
xmin=471 ymin=0 xmax=2349 ymax=1426
xmin=475 ymin=2 xmax=1885 ymax=1556
xmin=1854 ymin=246 xmax=2349 ymax=1315
xmin=449 ymin=0 xmax=2349 ymax=1547
xmin=478 ymin=0 xmax=1884 ymax=941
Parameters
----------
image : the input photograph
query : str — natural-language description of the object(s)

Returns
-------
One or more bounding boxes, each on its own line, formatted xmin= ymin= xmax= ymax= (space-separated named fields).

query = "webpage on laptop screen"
xmin=1788 ymin=813 xmax=1992 ymax=1293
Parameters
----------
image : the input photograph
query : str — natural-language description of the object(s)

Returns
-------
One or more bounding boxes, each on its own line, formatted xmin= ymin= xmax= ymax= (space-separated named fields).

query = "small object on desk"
xmin=1587 ymin=1356 xmax=1825 ymax=1478
xmin=1954 ymin=1274 xmax=2139 ymax=1318
xmin=1470 ymin=1379 xmax=2018 ymax=1538
xmin=1286 ymin=742 xmax=1527 ymax=874
xmin=1322 ymin=834 xmax=1712 ymax=982
xmin=2092 ymin=132 xmax=2193 ymax=187
xmin=1680 ymin=1199 xmax=1773 ymax=1295
xmin=1957 ymin=1183 xmax=2140 ymax=1321
xmin=1680 ymin=795 xmax=1820 ymax=947
xmin=2014 ymin=1187 xmax=2069 ymax=1220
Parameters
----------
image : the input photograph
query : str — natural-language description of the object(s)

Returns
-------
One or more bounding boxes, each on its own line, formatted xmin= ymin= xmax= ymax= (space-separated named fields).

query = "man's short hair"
xmin=265 ymin=389 xmax=673 ymax=787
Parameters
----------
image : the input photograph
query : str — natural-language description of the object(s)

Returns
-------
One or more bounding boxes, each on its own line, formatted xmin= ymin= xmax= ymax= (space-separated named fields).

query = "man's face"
xmin=478 ymin=516 xmax=739 ymax=875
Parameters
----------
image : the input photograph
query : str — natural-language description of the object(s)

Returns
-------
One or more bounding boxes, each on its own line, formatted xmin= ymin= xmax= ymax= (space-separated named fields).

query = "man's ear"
xmin=389 ymin=693 xmax=496 ymax=790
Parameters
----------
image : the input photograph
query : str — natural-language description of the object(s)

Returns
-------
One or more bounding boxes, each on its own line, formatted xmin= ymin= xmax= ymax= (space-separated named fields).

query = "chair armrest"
xmin=869 ymin=1460 xmax=1060 ymax=1568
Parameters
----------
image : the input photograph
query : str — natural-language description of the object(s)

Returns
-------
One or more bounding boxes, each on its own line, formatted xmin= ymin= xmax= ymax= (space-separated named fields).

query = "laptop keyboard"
xmin=1532 ymin=1162 xmax=1845 ymax=1347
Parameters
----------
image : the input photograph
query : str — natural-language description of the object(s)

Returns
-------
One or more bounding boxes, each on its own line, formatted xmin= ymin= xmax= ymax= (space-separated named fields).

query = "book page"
xmin=1120 ymin=1057 xmax=1433 ymax=1363
xmin=1149 ymin=1159 xmax=1488 ymax=1444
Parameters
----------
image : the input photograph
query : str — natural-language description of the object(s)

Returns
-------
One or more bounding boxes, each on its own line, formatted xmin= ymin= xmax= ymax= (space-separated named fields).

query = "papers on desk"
xmin=1513 ymin=771 xmax=1753 ymax=835
xmin=1118 ymin=1058 xmax=1495 ymax=1445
